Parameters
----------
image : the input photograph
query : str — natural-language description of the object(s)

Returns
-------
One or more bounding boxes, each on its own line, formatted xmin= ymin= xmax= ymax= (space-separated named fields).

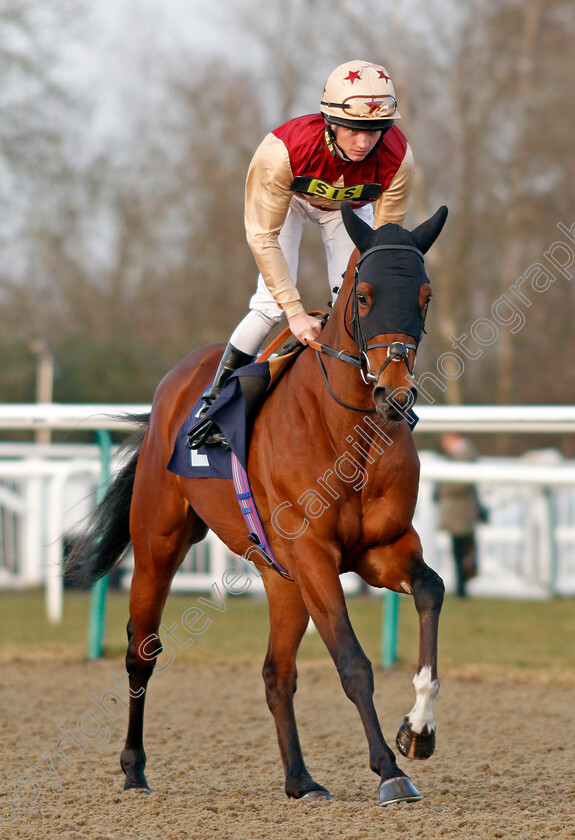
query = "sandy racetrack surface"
xmin=1 ymin=657 xmax=574 ymax=840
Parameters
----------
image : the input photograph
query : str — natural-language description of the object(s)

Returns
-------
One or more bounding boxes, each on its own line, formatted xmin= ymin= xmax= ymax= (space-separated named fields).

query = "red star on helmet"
xmin=378 ymin=70 xmax=391 ymax=82
xmin=367 ymin=99 xmax=383 ymax=113
xmin=345 ymin=70 xmax=361 ymax=84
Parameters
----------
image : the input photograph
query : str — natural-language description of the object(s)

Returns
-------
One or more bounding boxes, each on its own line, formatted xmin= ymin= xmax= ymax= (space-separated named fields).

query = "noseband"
xmin=309 ymin=243 xmax=428 ymax=413
xmin=358 ymin=339 xmax=417 ymax=385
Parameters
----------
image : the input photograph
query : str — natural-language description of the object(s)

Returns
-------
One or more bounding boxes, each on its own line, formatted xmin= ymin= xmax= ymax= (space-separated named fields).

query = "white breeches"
xmin=230 ymin=198 xmax=374 ymax=356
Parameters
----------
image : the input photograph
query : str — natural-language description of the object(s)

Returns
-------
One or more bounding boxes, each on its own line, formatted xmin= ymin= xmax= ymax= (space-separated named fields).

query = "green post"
xmin=87 ymin=430 xmax=112 ymax=660
xmin=381 ymin=589 xmax=400 ymax=668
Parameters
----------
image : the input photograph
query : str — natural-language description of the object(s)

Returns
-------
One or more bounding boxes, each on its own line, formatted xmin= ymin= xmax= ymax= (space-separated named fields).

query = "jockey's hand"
xmin=288 ymin=312 xmax=323 ymax=345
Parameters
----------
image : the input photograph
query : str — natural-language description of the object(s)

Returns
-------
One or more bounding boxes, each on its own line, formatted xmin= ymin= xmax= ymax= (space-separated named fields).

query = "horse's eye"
xmin=357 ymin=293 xmax=368 ymax=306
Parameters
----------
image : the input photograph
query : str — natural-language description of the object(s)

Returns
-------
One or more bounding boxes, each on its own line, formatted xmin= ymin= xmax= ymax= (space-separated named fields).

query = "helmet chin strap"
xmin=325 ymin=125 xmax=352 ymax=161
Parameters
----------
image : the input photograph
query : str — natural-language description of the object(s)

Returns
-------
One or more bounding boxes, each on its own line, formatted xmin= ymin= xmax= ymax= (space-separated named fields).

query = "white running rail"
xmin=1 ymin=404 xmax=574 ymax=620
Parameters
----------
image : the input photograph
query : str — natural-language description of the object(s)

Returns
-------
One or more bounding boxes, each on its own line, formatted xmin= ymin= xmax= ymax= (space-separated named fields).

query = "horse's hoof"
xmin=300 ymin=789 xmax=332 ymax=802
xmin=121 ymin=748 xmax=150 ymax=791
xmin=396 ymin=718 xmax=436 ymax=760
xmin=122 ymin=784 xmax=151 ymax=795
xmin=378 ymin=776 xmax=422 ymax=806
xmin=122 ymin=773 xmax=151 ymax=795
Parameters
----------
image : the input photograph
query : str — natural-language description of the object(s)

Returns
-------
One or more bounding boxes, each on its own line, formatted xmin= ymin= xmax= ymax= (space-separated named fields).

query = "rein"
xmin=314 ymin=350 xmax=377 ymax=414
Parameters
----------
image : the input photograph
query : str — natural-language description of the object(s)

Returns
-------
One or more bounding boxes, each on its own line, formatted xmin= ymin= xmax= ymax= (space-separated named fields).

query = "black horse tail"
xmin=66 ymin=414 xmax=149 ymax=587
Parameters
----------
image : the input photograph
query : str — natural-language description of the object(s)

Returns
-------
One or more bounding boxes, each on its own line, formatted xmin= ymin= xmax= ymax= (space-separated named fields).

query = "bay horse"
xmin=70 ymin=202 xmax=448 ymax=807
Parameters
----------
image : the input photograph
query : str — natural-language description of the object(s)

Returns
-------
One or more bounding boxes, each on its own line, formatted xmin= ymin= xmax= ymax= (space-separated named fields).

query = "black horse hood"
xmin=342 ymin=203 xmax=448 ymax=343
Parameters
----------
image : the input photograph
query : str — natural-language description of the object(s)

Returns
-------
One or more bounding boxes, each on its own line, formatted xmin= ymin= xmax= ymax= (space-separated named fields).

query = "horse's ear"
xmin=409 ymin=206 xmax=448 ymax=254
xmin=342 ymin=201 xmax=375 ymax=253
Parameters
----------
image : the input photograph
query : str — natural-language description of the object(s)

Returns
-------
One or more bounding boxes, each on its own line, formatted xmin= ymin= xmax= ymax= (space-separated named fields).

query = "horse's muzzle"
xmin=372 ymin=385 xmax=418 ymax=421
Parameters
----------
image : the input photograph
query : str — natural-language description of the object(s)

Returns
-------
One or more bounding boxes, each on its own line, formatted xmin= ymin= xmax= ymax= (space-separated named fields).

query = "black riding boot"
xmin=186 ymin=343 xmax=252 ymax=449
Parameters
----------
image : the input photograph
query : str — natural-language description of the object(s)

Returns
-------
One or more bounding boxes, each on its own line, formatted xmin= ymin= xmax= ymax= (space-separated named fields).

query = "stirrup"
xmin=185 ymin=416 xmax=212 ymax=450
xmin=186 ymin=418 xmax=229 ymax=450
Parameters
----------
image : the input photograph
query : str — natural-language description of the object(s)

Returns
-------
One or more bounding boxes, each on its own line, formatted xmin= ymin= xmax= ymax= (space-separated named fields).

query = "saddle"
xmin=166 ymin=329 xmax=309 ymax=480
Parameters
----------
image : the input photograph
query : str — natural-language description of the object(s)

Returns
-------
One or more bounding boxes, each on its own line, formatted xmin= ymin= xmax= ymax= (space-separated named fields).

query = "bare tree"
xmin=0 ymin=56 xmax=268 ymax=402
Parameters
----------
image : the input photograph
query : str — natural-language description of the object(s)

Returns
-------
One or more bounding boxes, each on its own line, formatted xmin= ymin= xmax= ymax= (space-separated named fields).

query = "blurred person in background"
xmin=436 ymin=434 xmax=486 ymax=598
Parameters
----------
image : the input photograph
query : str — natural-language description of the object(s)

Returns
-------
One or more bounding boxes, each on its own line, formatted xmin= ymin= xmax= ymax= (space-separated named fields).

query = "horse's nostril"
xmin=373 ymin=386 xmax=388 ymax=406
xmin=373 ymin=385 xmax=418 ymax=420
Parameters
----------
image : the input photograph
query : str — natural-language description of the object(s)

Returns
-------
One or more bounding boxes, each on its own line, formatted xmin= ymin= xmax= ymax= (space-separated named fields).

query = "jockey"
xmin=188 ymin=59 xmax=414 ymax=449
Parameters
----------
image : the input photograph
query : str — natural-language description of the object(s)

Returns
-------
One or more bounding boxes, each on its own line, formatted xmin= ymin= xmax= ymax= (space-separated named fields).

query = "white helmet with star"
xmin=320 ymin=60 xmax=400 ymax=131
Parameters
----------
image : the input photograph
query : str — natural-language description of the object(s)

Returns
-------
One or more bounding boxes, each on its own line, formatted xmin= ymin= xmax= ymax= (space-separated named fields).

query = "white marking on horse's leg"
xmin=406 ymin=666 xmax=440 ymax=734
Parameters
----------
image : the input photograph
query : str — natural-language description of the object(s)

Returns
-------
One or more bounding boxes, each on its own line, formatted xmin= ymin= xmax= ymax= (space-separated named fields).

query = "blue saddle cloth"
xmin=167 ymin=360 xmax=272 ymax=479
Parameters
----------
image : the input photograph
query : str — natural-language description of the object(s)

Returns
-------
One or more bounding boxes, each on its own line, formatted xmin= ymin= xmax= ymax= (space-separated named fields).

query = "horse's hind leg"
xmin=262 ymin=572 xmax=331 ymax=801
xmin=121 ymin=477 xmax=207 ymax=793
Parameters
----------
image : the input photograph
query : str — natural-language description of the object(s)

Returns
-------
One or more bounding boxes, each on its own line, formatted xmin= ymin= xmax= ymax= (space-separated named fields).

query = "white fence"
xmin=416 ymin=452 xmax=575 ymax=598
xmin=1 ymin=404 xmax=575 ymax=620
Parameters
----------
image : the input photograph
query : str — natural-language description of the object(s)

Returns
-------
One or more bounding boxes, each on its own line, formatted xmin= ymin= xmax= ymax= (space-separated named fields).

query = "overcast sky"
xmin=54 ymin=0 xmax=245 ymax=154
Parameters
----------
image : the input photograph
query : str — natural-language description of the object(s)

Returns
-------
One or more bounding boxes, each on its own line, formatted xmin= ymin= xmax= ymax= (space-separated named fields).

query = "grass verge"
xmin=1 ymin=589 xmax=574 ymax=682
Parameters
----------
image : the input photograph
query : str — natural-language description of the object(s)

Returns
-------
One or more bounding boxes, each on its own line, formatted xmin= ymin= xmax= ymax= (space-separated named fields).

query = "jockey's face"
xmin=333 ymin=126 xmax=382 ymax=161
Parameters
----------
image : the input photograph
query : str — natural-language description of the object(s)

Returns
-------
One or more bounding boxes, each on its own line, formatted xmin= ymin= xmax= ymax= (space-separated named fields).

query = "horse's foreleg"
xmin=262 ymin=572 xmax=331 ymax=801
xmin=396 ymin=561 xmax=444 ymax=761
xmin=297 ymin=551 xmax=421 ymax=806
xmin=357 ymin=527 xmax=445 ymax=765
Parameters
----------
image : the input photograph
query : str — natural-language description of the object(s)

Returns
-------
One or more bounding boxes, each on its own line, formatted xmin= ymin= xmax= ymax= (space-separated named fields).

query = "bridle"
xmin=350 ymin=244 xmax=425 ymax=381
xmin=308 ymin=243 xmax=428 ymax=413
